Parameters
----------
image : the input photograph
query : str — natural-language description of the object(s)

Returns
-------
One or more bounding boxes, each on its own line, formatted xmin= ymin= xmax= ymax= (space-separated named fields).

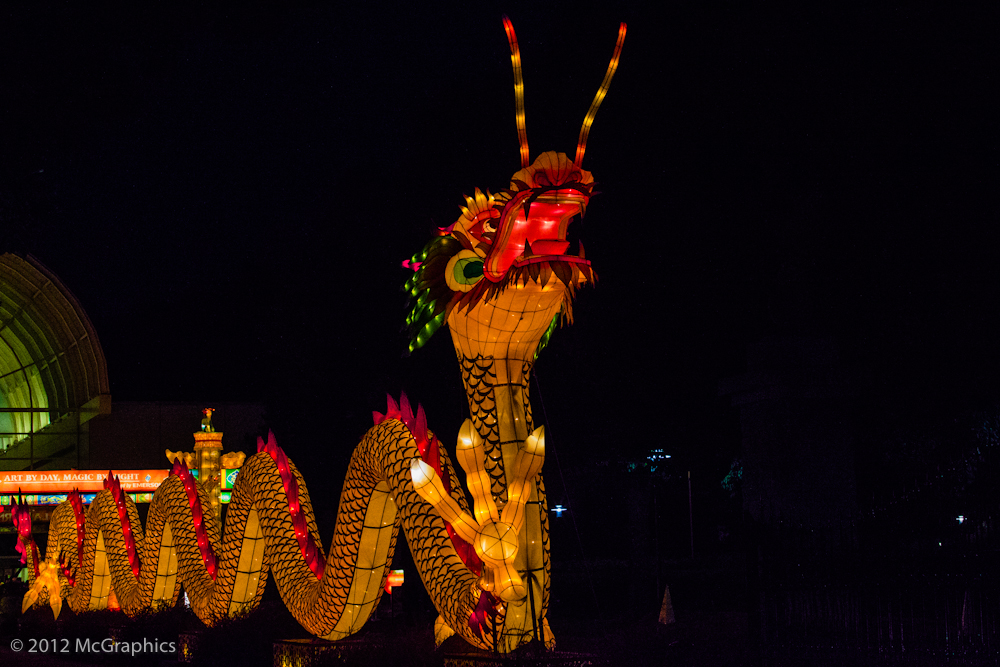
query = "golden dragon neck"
xmin=458 ymin=353 xmax=536 ymax=500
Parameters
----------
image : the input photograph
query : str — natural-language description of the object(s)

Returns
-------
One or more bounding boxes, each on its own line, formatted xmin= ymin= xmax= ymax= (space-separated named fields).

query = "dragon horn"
xmin=574 ymin=22 xmax=627 ymax=167
xmin=502 ymin=15 xmax=530 ymax=168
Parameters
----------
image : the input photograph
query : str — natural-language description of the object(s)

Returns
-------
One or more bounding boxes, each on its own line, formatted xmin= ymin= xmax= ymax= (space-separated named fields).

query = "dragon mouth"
xmin=483 ymin=189 xmax=591 ymax=282
xmin=512 ymin=250 xmax=589 ymax=268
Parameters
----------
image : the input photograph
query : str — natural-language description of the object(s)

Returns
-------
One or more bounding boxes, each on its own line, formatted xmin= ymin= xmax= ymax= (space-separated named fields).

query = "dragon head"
xmin=404 ymin=151 xmax=596 ymax=362
xmin=404 ymin=18 xmax=625 ymax=363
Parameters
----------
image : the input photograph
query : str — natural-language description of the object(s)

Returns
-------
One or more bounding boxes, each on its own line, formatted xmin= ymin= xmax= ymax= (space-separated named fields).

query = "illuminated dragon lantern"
xmin=11 ymin=17 xmax=625 ymax=654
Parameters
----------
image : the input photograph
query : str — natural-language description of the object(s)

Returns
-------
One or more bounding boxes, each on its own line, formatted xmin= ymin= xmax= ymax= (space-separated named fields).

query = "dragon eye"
xmin=454 ymin=257 xmax=483 ymax=284
xmin=460 ymin=258 xmax=483 ymax=280
xmin=445 ymin=250 xmax=484 ymax=292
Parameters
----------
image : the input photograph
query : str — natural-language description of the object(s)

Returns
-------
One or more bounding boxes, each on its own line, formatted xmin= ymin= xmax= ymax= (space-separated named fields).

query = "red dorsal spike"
xmin=385 ymin=394 xmax=400 ymax=420
xmin=399 ymin=393 xmax=414 ymax=429
xmin=267 ymin=430 xmax=277 ymax=451
xmin=427 ymin=436 xmax=440 ymax=472
xmin=415 ymin=404 xmax=428 ymax=441
xmin=372 ymin=411 xmax=385 ymax=425
xmin=257 ymin=435 xmax=266 ymax=453
xmin=399 ymin=392 xmax=411 ymax=417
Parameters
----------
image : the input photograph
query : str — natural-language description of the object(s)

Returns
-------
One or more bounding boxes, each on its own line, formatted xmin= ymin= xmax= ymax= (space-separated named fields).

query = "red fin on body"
xmin=468 ymin=590 xmax=498 ymax=641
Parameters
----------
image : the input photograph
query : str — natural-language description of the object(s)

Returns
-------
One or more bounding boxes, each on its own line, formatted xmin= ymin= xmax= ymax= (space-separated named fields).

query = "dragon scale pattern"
xmin=459 ymin=357 xmax=538 ymax=497
xmin=24 ymin=418 xmax=498 ymax=647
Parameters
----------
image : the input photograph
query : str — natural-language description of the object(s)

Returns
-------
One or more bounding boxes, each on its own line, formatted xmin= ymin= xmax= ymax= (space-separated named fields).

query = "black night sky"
xmin=2 ymin=3 xmax=995 ymax=517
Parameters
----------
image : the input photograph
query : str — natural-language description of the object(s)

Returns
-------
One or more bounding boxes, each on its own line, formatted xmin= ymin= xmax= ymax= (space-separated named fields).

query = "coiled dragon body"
xmin=12 ymin=17 xmax=625 ymax=654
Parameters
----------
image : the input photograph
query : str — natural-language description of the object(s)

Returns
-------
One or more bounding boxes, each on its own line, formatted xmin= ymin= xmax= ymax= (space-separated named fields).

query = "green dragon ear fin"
xmin=409 ymin=312 xmax=446 ymax=354
xmin=404 ymin=235 xmax=462 ymax=353
xmin=533 ymin=311 xmax=562 ymax=360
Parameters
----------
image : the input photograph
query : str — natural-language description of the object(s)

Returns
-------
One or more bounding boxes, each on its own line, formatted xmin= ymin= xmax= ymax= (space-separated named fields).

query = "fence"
xmin=753 ymin=512 xmax=1000 ymax=664
xmin=761 ymin=577 xmax=999 ymax=663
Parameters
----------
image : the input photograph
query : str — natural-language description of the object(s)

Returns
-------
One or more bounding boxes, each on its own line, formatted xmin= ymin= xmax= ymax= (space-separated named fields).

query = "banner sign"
xmin=0 ymin=508 xmax=52 ymax=524
xmin=0 ymin=470 xmax=170 ymax=494
xmin=0 ymin=493 xmax=154 ymax=506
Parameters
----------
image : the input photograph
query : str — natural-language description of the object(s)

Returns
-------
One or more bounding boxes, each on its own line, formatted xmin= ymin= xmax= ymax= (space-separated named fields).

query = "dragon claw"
xmin=411 ymin=420 xmax=545 ymax=603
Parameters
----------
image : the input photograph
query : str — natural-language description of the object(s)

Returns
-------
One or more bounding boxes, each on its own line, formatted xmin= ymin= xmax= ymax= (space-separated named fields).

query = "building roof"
xmin=0 ymin=252 xmax=110 ymax=465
